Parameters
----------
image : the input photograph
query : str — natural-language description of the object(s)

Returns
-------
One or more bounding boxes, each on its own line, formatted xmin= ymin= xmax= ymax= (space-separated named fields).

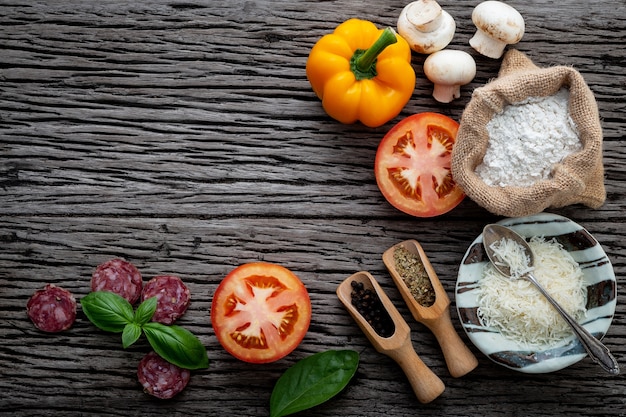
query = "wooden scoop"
xmin=383 ymin=240 xmax=478 ymax=378
xmin=336 ymin=271 xmax=445 ymax=404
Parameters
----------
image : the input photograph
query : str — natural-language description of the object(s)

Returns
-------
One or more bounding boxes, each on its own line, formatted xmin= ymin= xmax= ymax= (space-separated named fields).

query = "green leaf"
xmin=122 ymin=323 xmax=142 ymax=348
xmin=270 ymin=350 xmax=359 ymax=417
xmin=134 ymin=296 xmax=157 ymax=326
xmin=80 ymin=291 xmax=135 ymax=333
xmin=142 ymin=322 xmax=209 ymax=370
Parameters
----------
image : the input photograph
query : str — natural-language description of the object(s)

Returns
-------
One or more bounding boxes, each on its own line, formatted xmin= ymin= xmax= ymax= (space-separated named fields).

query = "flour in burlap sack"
xmin=451 ymin=49 xmax=605 ymax=217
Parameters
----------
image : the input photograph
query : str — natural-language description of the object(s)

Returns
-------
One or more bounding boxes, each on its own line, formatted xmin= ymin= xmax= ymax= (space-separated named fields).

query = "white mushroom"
xmin=469 ymin=1 xmax=525 ymax=59
xmin=423 ymin=50 xmax=476 ymax=103
xmin=397 ymin=0 xmax=456 ymax=54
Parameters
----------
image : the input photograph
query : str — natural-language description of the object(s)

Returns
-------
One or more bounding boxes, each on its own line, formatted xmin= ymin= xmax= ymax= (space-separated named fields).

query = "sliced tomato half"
xmin=374 ymin=112 xmax=465 ymax=217
xmin=211 ymin=262 xmax=311 ymax=364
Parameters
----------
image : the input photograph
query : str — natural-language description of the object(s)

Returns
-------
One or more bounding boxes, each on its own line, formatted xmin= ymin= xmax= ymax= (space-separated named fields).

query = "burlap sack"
xmin=451 ymin=49 xmax=606 ymax=217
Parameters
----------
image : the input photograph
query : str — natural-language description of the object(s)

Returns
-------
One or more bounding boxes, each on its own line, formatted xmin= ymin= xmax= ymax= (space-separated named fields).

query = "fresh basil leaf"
xmin=122 ymin=323 xmax=142 ymax=348
xmin=270 ymin=350 xmax=359 ymax=417
xmin=80 ymin=291 xmax=135 ymax=333
xmin=134 ymin=296 xmax=157 ymax=326
xmin=142 ymin=322 xmax=209 ymax=370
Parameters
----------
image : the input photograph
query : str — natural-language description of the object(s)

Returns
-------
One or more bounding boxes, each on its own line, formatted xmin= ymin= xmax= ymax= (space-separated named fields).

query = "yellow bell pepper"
xmin=306 ymin=19 xmax=415 ymax=128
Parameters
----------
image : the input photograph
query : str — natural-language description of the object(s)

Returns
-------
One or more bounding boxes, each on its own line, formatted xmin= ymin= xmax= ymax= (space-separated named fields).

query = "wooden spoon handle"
xmin=389 ymin=339 xmax=445 ymax=404
xmin=428 ymin=308 xmax=478 ymax=378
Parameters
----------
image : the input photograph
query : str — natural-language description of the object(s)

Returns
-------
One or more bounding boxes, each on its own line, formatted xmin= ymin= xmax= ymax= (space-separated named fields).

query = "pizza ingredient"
xmin=122 ymin=296 xmax=157 ymax=348
xmin=81 ymin=291 xmax=209 ymax=369
xmin=306 ymin=19 xmax=415 ymax=127
xmin=270 ymin=350 xmax=359 ymax=417
xmin=141 ymin=275 xmax=191 ymax=324
xmin=211 ymin=262 xmax=311 ymax=364
xmin=423 ymin=49 xmax=476 ymax=103
xmin=81 ymin=290 xmax=136 ymax=332
xmin=475 ymin=89 xmax=581 ymax=187
xmin=142 ymin=322 xmax=209 ymax=370
xmin=138 ymin=351 xmax=191 ymax=399
xmin=91 ymin=258 xmax=143 ymax=304
xmin=397 ymin=0 xmax=456 ymax=54
xmin=393 ymin=246 xmax=435 ymax=307
xmin=477 ymin=236 xmax=587 ymax=347
xmin=486 ymin=236 xmax=533 ymax=279
xmin=374 ymin=112 xmax=464 ymax=217
xmin=349 ymin=280 xmax=395 ymax=337
xmin=469 ymin=1 xmax=525 ymax=59
xmin=26 ymin=284 xmax=77 ymax=332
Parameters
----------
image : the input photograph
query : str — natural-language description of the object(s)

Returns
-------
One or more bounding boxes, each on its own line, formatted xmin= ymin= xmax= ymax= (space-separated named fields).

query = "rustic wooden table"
xmin=1 ymin=0 xmax=625 ymax=416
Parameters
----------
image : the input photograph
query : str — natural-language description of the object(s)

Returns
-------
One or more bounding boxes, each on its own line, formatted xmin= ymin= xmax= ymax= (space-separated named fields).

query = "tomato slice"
xmin=374 ymin=112 xmax=465 ymax=217
xmin=211 ymin=262 xmax=311 ymax=364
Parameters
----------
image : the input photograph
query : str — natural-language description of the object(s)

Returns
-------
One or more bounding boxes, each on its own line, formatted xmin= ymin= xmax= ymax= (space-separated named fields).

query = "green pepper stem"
xmin=351 ymin=27 xmax=398 ymax=80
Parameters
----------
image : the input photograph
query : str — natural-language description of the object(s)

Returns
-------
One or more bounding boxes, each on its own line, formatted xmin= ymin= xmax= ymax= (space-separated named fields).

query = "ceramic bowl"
xmin=455 ymin=212 xmax=617 ymax=373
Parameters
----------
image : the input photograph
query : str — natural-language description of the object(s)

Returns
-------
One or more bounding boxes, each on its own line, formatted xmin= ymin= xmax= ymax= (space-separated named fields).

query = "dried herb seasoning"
xmin=350 ymin=281 xmax=395 ymax=337
xmin=393 ymin=246 xmax=436 ymax=307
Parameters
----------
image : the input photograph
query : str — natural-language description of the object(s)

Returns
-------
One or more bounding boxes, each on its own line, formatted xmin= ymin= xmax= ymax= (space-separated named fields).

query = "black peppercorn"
xmin=350 ymin=280 xmax=395 ymax=337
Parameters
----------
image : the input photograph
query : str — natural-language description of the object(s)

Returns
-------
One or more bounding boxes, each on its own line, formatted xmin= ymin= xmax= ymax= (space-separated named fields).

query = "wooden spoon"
xmin=383 ymin=240 xmax=478 ymax=378
xmin=336 ymin=271 xmax=445 ymax=404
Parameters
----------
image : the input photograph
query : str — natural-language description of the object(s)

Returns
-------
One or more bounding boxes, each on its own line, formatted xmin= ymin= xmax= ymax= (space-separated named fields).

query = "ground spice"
xmin=350 ymin=280 xmax=395 ymax=337
xmin=393 ymin=246 xmax=436 ymax=307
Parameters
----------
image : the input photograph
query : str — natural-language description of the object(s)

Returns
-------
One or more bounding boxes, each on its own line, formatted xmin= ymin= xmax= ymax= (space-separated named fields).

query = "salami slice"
xmin=137 ymin=351 xmax=190 ymax=399
xmin=91 ymin=259 xmax=142 ymax=304
xmin=27 ymin=284 xmax=77 ymax=332
xmin=141 ymin=275 xmax=190 ymax=324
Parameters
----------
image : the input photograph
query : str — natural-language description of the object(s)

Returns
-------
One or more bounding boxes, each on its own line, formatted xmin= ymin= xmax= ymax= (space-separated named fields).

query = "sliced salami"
xmin=137 ymin=351 xmax=190 ymax=399
xmin=91 ymin=258 xmax=143 ymax=304
xmin=141 ymin=275 xmax=190 ymax=324
xmin=27 ymin=284 xmax=77 ymax=332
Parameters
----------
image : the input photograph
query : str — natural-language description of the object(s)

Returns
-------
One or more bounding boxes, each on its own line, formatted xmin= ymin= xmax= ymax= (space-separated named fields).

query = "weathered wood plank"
xmin=1 ymin=0 xmax=625 ymax=415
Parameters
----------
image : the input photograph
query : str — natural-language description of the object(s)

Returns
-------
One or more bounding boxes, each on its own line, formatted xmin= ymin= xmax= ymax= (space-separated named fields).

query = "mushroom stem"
xmin=423 ymin=49 xmax=476 ymax=103
xmin=397 ymin=0 xmax=455 ymax=54
xmin=469 ymin=29 xmax=507 ymax=59
xmin=469 ymin=1 xmax=525 ymax=59
xmin=432 ymin=84 xmax=461 ymax=104
xmin=406 ymin=0 xmax=442 ymax=32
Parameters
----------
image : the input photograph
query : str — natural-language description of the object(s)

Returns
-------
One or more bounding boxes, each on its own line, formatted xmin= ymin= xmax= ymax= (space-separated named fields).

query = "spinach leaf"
xmin=270 ymin=350 xmax=359 ymax=417
xmin=80 ymin=291 xmax=134 ymax=332
xmin=143 ymin=322 xmax=209 ymax=370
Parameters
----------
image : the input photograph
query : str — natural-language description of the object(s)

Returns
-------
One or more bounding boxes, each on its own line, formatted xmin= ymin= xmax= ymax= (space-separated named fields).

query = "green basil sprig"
xmin=270 ymin=349 xmax=359 ymax=417
xmin=80 ymin=291 xmax=209 ymax=370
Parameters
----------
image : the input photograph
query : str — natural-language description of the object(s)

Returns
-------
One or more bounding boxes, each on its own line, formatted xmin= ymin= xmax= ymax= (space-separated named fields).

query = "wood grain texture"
xmin=1 ymin=0 xmax=625 ymax=416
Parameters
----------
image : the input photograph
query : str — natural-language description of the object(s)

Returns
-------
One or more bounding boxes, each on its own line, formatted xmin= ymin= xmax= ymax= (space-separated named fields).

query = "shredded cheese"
xmin=488 ymin=237 xmax=534 ymax=278
xmin=477 ymin=236 xmax=587 ymax=348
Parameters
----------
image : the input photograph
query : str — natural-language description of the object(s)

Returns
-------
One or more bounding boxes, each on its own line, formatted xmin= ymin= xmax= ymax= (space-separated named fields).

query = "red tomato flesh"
xmin=211 ymin=262 xmax=311 ymax=364
xmin=375 ymin=112 xmax=465 ymax=217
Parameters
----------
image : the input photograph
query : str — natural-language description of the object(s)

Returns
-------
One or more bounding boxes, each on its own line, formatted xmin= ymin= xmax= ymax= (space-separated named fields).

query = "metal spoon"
xmin=482 ymin=224 xmax=620 ymax=375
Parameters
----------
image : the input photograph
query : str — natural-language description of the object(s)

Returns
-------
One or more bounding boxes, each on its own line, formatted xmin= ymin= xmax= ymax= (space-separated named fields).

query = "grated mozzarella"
xmin=477 ymin=236 xmax=587 ymax=348
xmin=488 ymin=237 xmax=534 ymax=278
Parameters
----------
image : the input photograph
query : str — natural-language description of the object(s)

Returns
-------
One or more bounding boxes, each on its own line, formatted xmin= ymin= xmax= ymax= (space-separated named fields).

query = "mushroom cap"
xmin=423 ymin=49 xmax=476 ymax=85
xmin=472 ymin=0 xmax=525 ymax=44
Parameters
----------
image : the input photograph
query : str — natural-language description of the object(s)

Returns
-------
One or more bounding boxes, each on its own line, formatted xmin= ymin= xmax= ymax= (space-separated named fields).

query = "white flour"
xmin=475 ymin=89 xmax=582 ymax=187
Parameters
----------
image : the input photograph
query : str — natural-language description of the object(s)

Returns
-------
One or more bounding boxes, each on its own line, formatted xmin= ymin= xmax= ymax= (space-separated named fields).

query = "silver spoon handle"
xmin=525 ymin=273 xmax=620 ymax=375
